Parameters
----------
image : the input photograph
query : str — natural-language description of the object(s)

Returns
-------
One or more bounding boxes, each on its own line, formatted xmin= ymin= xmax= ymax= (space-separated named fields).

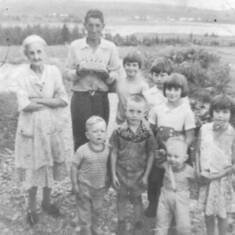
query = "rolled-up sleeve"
xmin=16 ymin=89 xmax=31 ymax=112
xmin=64 ymin=44 xmax=77 ymax=81
xmin=10 ymin=70 xmax=31 ymax=112
xmin=107 ymin=43 xmax=122 ymax=77
xmin=53 ymin=67 xmax=69 ymax=104
xmin=109 ymin=129 xmax=119 ymax=151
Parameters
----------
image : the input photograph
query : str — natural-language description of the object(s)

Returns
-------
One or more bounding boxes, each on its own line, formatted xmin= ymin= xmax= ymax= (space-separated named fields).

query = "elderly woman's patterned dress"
xmin=13 ymin=64 xmax=73 ymax=189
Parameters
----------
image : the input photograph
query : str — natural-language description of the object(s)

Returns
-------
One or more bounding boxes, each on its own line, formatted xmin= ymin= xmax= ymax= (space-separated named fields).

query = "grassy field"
xmin=0 ymin=44 xmax=235 ymax=234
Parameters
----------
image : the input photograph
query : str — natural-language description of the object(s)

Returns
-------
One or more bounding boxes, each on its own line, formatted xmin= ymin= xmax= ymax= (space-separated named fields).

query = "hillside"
xmin=1 ymin=0 xmax=235 ymax=24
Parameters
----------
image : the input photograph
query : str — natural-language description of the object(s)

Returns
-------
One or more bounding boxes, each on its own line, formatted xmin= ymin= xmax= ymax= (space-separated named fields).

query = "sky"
xmin=80 ymin=0 xmax=235 ymax=11
xmin=1 ymin=0 xmax=235 ymax=11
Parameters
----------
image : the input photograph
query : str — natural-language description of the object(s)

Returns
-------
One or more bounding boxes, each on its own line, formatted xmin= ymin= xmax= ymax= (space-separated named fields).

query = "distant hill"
xmin=1 ymin=0 xmax=235 ymax=24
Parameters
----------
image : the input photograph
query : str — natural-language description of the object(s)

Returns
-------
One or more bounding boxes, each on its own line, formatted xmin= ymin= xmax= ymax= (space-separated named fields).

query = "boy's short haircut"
xmin=193 ymin=89 xmax=211 ymax=104
xmin=166 ymin=137 xmax=188 ymax=159
xmin=85 ymin=115 xmax=106 ymax=131
xmin=150 ymin=57 xmax=172 ymax=75
xmin=209 ymin=94 xmax=233 ymax=116
xmin=123 ymin=50 xmax=143 ymax=68
xmin=163 ymin=73 xmax=188 ymax=98
xmin=84 ymin=9 xmax=104 ymax=24
xmin=126 ymin=94 xmax=147 ymax=107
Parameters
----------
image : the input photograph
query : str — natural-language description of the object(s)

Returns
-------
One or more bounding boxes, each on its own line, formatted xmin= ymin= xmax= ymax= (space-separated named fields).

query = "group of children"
xmin=71 ymin=51 xmax=235 ymax=235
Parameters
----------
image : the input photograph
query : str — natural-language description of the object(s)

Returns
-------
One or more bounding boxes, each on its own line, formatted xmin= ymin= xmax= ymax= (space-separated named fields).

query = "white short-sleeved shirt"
xmin=65 ymin=38 xmax=122 ymax=91
xmin=143 ymin=86 xmax=166 ymax=109
xmin=149 ymin=101 xmax=195 ymax=132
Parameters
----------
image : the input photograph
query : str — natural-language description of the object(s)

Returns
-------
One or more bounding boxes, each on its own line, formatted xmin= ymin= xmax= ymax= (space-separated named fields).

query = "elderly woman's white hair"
xmin=22 ymin=34 xmax=47 ymax=55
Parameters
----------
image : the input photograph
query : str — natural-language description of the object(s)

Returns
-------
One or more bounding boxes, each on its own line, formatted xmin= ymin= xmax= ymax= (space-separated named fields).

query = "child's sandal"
xmin=26 ymin=210 xmax=39 ymax=226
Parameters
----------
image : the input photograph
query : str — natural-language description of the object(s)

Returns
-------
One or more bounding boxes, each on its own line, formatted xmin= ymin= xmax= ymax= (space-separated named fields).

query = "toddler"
xmin=155 ymin=138 xmax=197 ymax=235
xmin=71 ymin=116 xmax=110 ymax=235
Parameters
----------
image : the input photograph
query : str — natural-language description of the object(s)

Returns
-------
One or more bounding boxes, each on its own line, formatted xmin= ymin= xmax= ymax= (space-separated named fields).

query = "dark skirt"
xmin=71 ymin=91 xmax=109 ymax=151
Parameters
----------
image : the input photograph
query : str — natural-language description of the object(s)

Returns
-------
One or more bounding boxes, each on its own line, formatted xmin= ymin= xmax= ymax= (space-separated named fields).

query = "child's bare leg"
xmin=42 ymin=187 xmax=60 ymax=217
xmin=28 ymin=186 xmax=37 ymax=212
xmin=217 ymin=216 xmax=227 ymax=235
xmin=42 ymin=186 xmax=51 ymax=206
xmin=27 ymin=186 xmax=39 ymax=225
xmin=205 ymin=216 xmax=215 ymax=235
xmin=117 ymin=193 xmax=129 ymax=221
xmin=117 ymin=193 xmax=129 ymax=235
xmin=133 ymin=195 xmax=144 ymax=223
xmin=133 ymin=196 xmax=144 ymax=235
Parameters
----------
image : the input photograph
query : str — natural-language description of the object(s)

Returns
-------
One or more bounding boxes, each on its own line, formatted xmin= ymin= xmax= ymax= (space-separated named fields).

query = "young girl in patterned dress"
xmin=148 ymin=73 xmax=195 ymax=219
xmin=198 ymin=95 xmax=235 ymax=235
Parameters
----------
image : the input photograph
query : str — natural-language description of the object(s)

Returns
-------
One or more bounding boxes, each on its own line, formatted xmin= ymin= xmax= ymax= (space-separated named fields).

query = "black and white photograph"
xmin=0 ymin=0 xmax=235 ymax=234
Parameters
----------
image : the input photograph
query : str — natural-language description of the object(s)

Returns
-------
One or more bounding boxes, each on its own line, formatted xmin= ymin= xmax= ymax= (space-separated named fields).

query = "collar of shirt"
xmin=79 ymin=38 xmax=111 ymax=50
xmin=28 ymin=64 xmax=46 ymax=88
xmin=117 ymin=120 xmax=151 ymax=142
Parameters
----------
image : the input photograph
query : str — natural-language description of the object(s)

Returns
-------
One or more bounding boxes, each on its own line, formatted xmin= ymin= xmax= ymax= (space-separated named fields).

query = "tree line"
xmin=0 ymin=23 xmax=232 ymax=47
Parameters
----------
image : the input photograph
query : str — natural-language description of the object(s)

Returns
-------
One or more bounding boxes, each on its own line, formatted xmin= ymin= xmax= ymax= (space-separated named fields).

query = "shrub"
xmin=142 ymin=46 xmax=231 ymax=96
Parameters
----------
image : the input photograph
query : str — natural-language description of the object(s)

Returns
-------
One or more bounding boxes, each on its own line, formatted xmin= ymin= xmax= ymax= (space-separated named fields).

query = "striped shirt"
xmin=73 ymin=143 xmax=109 ymax=189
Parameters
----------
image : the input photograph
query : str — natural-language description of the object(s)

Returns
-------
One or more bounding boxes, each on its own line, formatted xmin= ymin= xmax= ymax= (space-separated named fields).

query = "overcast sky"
xmin=82 ymin=0 xmax=235 ymax=11
xmin=1 ymin=0 xmax=235 ymax=11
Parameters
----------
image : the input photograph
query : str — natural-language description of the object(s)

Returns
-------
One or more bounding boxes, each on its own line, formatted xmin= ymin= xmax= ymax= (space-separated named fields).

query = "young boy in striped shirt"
xmin=71 ymin=116 xmax=110 ymax=235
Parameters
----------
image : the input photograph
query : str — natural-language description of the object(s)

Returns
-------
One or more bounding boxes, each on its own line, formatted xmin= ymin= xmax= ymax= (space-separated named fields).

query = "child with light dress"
xmin=110 ymin=94 xmax=156 ymax=235
xmin=71 ymin=116 xmax=110 ymax=235
xmin=155 ymin=138 xmax=197 ymax=235
xmin=147 ymin=73 xmax=196 ymax=217
xmin=116 ymin=51 xmax=149 ymax=124
xmin=197 ymin=95 xmax=235 ymax=235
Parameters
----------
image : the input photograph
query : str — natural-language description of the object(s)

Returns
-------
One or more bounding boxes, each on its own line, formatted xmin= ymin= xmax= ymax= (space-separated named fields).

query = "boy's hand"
xmin=107 ymin=71 xmax=118 ymax=84
xmin=198 ymin=172 xmax=211 ymax=184
xmin=112 ymin=174 xmax=120 ymax=189
xmin=141 ymin=175 xmax=148 ymax=186
xmin=155 ymin=149 xmax=167 ymax=165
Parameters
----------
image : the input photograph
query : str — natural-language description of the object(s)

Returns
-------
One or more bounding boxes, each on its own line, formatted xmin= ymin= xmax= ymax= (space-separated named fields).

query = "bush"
xmin=142 ymin=46 xmax=232 ymax=96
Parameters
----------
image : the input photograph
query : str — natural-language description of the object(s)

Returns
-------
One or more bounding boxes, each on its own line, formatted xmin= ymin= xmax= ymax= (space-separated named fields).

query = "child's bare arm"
xmin=150 ymin=123 xmax=157 ymax=137
xmin=231 ymin=137 xmax=235 ymax=173
xmin=71 ymin=163 xmax=79 ymax=194
xmin=142 ymin=152 xmax=154 ymax=186
xmin=185 ymin=129 xmax=195 ymax=147
xmin=110 ymin=149 xmax=120 ymax=189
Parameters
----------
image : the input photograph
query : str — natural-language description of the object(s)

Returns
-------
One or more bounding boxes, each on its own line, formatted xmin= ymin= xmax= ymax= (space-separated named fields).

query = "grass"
xmin=0 ymin=44 xmax=235 ymax=234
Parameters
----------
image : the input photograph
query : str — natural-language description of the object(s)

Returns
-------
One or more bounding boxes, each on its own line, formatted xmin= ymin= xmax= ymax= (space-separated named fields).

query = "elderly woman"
xmin=12 ymin=35 xmax=72 ymax=225
xmin=65 ymin=9 xmax=122 ymax=150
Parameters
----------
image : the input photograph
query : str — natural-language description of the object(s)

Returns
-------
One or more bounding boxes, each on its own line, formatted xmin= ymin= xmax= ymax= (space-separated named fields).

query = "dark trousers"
xmin=147 ymin=164 xmax=165 ymax=210
xmin=71 ymin=91 xmax=109 ymax=151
